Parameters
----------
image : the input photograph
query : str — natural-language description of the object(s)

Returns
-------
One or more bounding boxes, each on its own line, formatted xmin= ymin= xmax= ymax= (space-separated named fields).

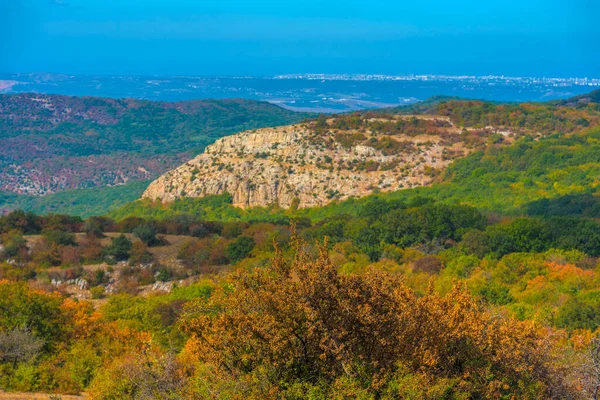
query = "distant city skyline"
xmin=2 ymin=71 xmax=596 ymax=113
xmin=2 ymin=1 xmax=599 ymax=78
xmin=3 ymin=72 xmax=600 ymax=82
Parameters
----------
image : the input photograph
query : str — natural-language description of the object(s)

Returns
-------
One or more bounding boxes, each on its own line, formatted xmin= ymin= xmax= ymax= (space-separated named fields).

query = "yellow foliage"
xmin=180 ymin=235 xmax=574 ymax=398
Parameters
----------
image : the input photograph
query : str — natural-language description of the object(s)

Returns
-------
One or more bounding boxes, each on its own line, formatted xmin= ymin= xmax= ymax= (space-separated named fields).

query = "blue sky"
xmin=1 ymin=0 xmax=599 ymax=77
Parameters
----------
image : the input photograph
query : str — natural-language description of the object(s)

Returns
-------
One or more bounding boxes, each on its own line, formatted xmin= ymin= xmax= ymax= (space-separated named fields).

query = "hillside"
xmin=0 ymin=94 xmax=307 ymax=197
xmin=143 ymin=114 xmax=478 ymax=208
xmin=0 ymin=180 xmax=150 ymax=218
xmin=381 ymin=126 xmax=600 ymax=215
xmin=3 ymin=91 xmax=600 ymax=399
xmin=3 ymin=187 xmax=600 ymax=398
xmin=142 ymin=94 xmax=600 ymax=209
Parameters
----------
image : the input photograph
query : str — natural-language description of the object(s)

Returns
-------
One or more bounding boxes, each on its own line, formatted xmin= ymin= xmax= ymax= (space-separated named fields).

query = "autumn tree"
xmin=181 ymin=235 xmax=575 ymax=398
xmin=88 ymin=350 xmax=187 ymax=399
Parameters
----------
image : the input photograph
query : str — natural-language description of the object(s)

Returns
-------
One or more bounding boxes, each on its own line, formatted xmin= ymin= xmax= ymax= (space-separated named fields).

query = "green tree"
xmin=227 ymin=236 xmax=256 ymax=264
xmin=42 ymin=229 xmax=76 ymax=247
xmin=104 ymin=234 xmax=133 ymax=262
xmin=133 ymin=224 xmax=160 ymax=246
xmin=0 ymin=231 xmax=27 ymax=259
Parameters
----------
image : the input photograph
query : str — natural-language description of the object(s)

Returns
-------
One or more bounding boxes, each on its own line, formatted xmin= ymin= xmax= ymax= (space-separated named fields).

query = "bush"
xmin=88 ymin=352 xmax=187 ymax=399
xmin=181 ymin=236 xmax=573 ymax=398
xmin=128 ymin=241 xmax=154 ymax=265
xmin=90 ymin=286 xmax=105 ymax=299
xmin=104 ymin=235 xmax=133 ymax=262
xmin=0 ymin=231 xmax=27 ymax=260
xmin=132 ymin=224 xmax=160 ymax=246
xmin=412 ymin=256 xmax=444 ymax=274
xmin=42 ymin=229 xmax=77 ymax=247
xmin=156 ymin=267 xmax=172 ymax=282
xmin=226 ymin=236 xmax=256 ymax=264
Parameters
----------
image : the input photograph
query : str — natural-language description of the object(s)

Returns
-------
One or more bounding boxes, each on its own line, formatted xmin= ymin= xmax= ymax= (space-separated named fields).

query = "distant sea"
xmin=1 ymin=73 xmax=598 ymax=113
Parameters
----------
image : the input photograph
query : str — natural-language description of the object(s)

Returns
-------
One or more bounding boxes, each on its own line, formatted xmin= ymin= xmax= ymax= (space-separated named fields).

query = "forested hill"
xmin=382 ymin=88 xmax=600 ymax=120
xmin=113 ymin=88 xmax=600 ymax=221
xmin=0 ymin=93 xmax=308 ymax=197
xmin=3 ymin=90 xmax=599 ymax=217
xmin=140 ymin=88 xmax=600 ymax=211
xmin=551 ymin=88 xmax=600 ymax=106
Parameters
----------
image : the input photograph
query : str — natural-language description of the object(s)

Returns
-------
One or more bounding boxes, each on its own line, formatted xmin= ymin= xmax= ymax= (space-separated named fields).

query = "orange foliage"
xmin=60 ymin=298 xmax=102 ymax=339
xmin=181 ymin=235 xmax=574 ymax=398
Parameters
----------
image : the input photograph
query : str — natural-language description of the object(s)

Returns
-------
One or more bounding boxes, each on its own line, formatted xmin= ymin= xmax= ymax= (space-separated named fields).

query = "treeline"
xmin=4 ymin=195 xmax=600 ymax=283
xmin=306 ymin=198 xmax=600 ymax=260
xmin=0 ymin=208 xmax=263 ymax=278
xmin=436 ymin=99 xmax=600 ymax=133
xmin=316 ymin=112 xmax=453 ymax=136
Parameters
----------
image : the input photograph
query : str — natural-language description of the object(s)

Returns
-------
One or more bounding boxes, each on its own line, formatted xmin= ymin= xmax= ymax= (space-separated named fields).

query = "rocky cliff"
xmin=142 ymin=114 xmax=495 ymax=208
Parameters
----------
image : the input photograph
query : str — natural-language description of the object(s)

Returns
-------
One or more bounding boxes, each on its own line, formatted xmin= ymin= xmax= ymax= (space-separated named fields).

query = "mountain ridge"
xmin=142 ymin=92 xmax=600 ymax=209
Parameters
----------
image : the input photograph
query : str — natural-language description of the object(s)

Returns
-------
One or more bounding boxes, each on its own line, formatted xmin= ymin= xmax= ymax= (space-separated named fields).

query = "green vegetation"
xmin=0 ymin=94 xmax=309 ymax=156
xmin=0 ymin=180 xmax=150 ymax=218
xmin=1 ymin=203 xmax=599 ymax=396
xmin=380 ymin=126 xmax=600 ymax=215
xmin=1 ymin=91 xmax=600 ymax=398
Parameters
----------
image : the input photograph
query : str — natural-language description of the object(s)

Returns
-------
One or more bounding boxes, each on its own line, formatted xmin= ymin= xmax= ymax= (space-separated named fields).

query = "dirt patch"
xmin=0 ymin=392 xmax=86 ymax=400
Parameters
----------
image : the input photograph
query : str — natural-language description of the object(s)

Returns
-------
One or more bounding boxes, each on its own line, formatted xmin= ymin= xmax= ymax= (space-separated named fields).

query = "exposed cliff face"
xmin=143 ymin=114 xmax=486 ymax=208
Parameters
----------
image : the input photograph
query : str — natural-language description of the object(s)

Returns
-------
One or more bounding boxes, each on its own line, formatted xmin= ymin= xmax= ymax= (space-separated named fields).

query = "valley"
xmin=1 ymin=89 xmax=600 ymax=399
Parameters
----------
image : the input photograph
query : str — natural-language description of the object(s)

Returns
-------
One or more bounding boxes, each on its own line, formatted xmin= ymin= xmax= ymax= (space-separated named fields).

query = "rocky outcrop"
xmin=143 ymin=116 xmax=470 ymax=208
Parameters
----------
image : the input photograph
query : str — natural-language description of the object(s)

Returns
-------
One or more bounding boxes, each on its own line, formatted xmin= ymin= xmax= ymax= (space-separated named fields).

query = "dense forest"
xmin=1 ymin=91 xmax=600 ymax=398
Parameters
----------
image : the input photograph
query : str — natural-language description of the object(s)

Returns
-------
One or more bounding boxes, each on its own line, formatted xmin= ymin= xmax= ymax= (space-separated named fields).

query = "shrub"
xmin=42 ymin=229 xmax=77 ymax=247
xmin=226 ymin=236 xmax=256 ymax=264
xmin=412 ymin=255 xmax=444 ymax=274
xmin=181 ymin=236 xmax=573 ymax=398
xmin=132 ymin=224 xmax=160 ymax=246
xmin=104 ymin=235 xmax=133 ymax=262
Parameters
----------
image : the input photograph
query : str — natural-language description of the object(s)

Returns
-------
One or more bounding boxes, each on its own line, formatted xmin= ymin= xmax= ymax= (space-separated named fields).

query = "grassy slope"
xmin=0 ymin=181 xmax=150 ymax=218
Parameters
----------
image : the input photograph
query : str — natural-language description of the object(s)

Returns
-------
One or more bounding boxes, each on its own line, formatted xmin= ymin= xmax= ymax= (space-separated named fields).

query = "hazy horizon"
xmin=3 ymin=71 xmax=600 ymax=80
